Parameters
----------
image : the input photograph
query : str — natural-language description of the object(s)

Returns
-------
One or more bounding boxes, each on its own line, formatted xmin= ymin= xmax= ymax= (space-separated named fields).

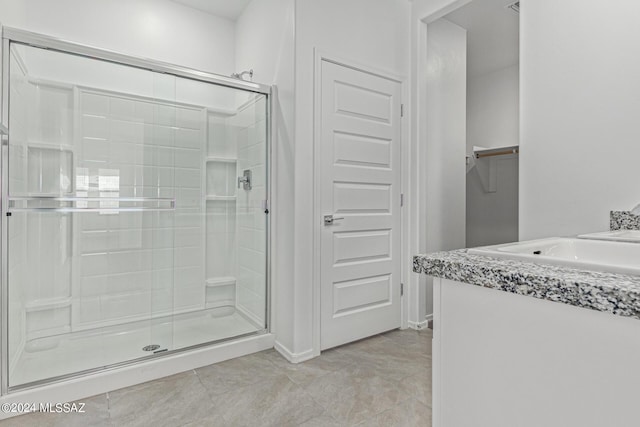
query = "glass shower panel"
xmin=6 ymin=43 xmax=177 ymax=387
xmin=168 ymin=76 xmax=268 ymax=350
xmin=5 ymin=42 xmax=269 ymax=389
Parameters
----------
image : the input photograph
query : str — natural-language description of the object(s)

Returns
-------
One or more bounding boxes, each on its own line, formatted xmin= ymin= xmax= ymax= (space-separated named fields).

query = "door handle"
xmin=324 ymin=214 xmax=345 ymax=226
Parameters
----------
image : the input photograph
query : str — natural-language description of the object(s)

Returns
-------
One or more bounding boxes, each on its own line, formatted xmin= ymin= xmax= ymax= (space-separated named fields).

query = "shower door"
xmin=3 ymin=39 xmax=269 ymax=389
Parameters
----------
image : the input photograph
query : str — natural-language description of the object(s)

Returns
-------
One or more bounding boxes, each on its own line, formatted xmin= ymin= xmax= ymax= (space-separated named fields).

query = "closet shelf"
xmin=474 ymin=145 xmax=519 ymax=159
xmin=206 ymin=277 xmax=236 ymax=288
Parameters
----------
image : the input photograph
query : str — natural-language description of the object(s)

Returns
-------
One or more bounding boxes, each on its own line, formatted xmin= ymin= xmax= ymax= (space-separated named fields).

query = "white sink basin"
xmin=578 ymin=230 xmax=640 ymax=243
xmin=467 ymin=237 xmax=640 ymax=276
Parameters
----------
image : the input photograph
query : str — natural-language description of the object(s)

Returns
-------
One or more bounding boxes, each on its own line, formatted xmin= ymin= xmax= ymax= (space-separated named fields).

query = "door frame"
xmin=408 ymin=0 xmax=472 ymax=331
xmin=311 ymin=49 xmax=409 ymax=355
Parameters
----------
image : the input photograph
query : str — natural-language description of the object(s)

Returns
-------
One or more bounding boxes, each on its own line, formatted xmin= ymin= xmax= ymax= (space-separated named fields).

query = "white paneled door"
xmin=319 ymin=60 xmax=402 ymax=350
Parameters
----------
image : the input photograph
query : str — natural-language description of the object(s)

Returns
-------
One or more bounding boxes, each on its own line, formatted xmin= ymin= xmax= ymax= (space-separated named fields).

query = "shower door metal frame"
xmin=0 ymin=26 xmax=272 ymax=394
xmin=0 ymin=33 xmax=9 ymax=396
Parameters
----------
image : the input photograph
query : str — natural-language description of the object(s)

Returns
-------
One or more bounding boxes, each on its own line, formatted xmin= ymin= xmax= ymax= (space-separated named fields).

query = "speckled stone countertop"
xmin=414 ymin=249 xmax=640 ymax=320
xmin=611 ymin=211 xmax=640 ymax=231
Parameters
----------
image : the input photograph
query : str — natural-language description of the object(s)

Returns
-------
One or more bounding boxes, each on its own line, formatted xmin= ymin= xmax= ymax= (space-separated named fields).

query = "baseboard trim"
xmin=274 ymin=341 xmax=316 ymax=364
xmin=425 ymin=313 xmax=434 ymax=330
xmin=408 ymin=319 xmax=429 ymax=330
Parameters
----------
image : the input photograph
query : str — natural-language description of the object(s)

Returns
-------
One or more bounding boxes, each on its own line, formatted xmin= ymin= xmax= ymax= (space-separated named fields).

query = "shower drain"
xmin=142 ymin=344 xmax=161 ymax=352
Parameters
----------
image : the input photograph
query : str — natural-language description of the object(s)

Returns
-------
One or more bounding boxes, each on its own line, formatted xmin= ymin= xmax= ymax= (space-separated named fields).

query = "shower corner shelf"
xmin=24 ymin=297 xmax=72 ymax=312
xmin=0 ymin=123 xmax=8 ymax=136
xmin=206 ymin=195 xmax=236 ymax=201
xmin=206 ymin=277 xmax=236 ymax=287
xmin=27 ymin=77 xmax=74 ymax=90
xmin=26 ymin=140 xmax=75 ymax=151
xmin=206 ymin=107 xmax=237 ymax=117
xmin=206 ymin=156 xmax=237 ymax=163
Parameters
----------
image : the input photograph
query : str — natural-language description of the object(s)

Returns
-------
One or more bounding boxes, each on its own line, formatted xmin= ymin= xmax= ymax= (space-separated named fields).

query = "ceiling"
xmin=445 ymin=0 xmax=519 ymax=78
xmin=171 ymin=0 xmax=253 ymax=21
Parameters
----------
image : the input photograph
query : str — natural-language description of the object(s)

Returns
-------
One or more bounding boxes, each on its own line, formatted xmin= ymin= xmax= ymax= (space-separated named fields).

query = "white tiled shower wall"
xmin=205 ymin=113 xmax=237 ymax=308
xmin=75 ymin=90 xmax=207 ymax=328
xmin=8 ymin=52 xmax=78 ymax=369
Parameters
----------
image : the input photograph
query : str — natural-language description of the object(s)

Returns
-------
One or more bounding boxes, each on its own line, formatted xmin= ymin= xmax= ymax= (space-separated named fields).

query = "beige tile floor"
xmin=0 ymin=328 xmax=432 ymax=427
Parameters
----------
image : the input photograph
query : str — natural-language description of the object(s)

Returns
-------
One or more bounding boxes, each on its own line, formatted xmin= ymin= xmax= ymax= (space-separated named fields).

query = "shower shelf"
xmin=206 ymin=107 xmax=237 ymax=117
xmin=24 ymin=297 xmax=72 ymax=312
xmin=206 ymin=159 xmax=237 ymax=200
xmin=206 ymin=157 xmax=237 ymax=163
xmin=205 ymin=196 xmax=236 ymax=201
xmin=26 ymin=141 xmax=75 ymax=152
xmin=206 ymin=277 xmax=236 ymax=288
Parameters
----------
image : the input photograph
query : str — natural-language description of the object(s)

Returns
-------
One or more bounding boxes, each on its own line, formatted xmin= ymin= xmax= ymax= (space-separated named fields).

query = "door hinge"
xmin=400 ymin=104 xmax=404 ymax=118
xmin=400 ymin=193 xmax=404 ymax=207
xmin=400 ymin=283 xmax=404 ymax=296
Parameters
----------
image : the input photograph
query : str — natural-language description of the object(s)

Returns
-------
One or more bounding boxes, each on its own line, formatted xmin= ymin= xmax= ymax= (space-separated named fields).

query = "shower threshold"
xmin=10 ymin=306 xmax=262 ymax=388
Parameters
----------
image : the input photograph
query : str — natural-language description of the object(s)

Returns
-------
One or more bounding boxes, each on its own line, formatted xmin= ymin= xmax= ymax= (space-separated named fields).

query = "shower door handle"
xmin=6 ymin=197 xmax=176 ymax=213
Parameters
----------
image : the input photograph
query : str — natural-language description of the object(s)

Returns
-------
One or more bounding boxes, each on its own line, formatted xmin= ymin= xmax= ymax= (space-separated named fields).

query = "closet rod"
xmin=475 ymin=147 xmax=519 ymax=159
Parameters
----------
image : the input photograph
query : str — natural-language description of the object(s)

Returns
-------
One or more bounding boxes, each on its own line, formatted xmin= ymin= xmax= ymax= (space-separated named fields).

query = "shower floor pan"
xmin=10 ymin=306 xmax=262 ymax=388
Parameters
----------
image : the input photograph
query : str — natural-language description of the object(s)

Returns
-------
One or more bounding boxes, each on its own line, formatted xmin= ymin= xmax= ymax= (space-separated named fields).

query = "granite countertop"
xmin=413 ymin=249 xmax=640 ymax=320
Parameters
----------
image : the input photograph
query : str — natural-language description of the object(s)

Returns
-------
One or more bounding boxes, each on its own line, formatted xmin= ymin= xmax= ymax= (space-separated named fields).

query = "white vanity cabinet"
xmin=431 ymin=277 xmax=640 ymax=427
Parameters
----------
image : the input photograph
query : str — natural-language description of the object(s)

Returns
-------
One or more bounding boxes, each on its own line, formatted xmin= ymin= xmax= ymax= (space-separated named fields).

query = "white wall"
xmin=467 ymin=64 xmax=519 ymax=152
xmin=421 ymin=18 xmax=467 ymax=319
xmin=235 ymin=0 xmax=294 ymax=88
xmin=234 ymin=0 xmax=296 ymax=353
xmin=0 ymin=0 xmax=236 ymax=75
xmin=425 ymin=18 xmax=467 ymax=254
xmin=238 ymin=0 xmax=413 ymax=357
xmin=294 ymin=0 xmax=411 ymax=357
xmin=520 ymin=0 xmax=640 ymax=239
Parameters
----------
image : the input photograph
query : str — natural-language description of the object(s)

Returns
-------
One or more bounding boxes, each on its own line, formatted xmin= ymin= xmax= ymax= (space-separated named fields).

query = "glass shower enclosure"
xmin=1 ymin=31 xmax=270 ymax=389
